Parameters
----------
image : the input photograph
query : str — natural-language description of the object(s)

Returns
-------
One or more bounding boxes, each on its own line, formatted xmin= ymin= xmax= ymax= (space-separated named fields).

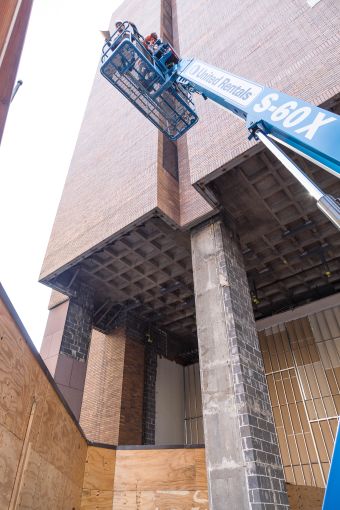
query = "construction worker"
xmin=143 ymin=32 xmax=159 ymax=53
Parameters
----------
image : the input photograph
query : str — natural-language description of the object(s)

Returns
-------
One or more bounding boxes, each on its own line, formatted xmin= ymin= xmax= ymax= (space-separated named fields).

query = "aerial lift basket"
xmin=101 ymin=25 xmax=198 ymax=141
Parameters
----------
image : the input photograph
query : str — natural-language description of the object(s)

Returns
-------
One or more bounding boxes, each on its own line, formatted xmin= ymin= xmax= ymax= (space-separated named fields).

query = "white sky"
xmin=0 ymin=0 xmax=122 ymax=349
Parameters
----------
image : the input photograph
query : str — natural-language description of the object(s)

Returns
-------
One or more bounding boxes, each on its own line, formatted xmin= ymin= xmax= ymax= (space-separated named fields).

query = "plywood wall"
xmin=0 ymin=290 xmax=87 ymax=509
xmin=81 ymin=446 xmax=116 ymax=509
xmin=81 ymin=446 xmax=327 ymax=510
xmin=286 ymin=483 xmax=324 ymax=510
xmin=0 ymin=283 xmax=331 ymax=510
xmin=81 ymin=446 xmax=209 ymax=509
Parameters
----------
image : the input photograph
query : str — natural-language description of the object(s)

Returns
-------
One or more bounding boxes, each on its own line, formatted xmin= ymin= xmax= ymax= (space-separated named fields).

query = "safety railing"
xmin=100 ymin=22 xmax=198 ymax=140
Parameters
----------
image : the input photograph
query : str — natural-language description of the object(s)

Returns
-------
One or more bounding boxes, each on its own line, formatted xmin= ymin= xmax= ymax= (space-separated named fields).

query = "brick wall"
xmin=80 ymin=328 xmax=126 ymax=444
xmin=40 ymin=0 xmax=340 ymax=279
xmin=175 ymin=0 xmax=340 ymax=186
xmin=39 ymin=0 xmax=163 ymax=281
xmin=119 ymin=338 xmax=145 ymax=444
xmin=80 ymin=324 xmax=145 ymax=445
xmin=0 ymin=0 xmax=33 ymax=143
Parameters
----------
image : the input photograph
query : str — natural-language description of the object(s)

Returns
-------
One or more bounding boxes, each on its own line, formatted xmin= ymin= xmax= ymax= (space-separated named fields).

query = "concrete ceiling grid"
xmin=74 ymin=218 xmax=197 ymax=340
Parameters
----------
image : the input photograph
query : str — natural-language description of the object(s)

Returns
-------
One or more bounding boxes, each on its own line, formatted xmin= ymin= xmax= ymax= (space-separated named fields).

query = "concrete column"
xmin=191 ymin=216 xmax=289 ymax=510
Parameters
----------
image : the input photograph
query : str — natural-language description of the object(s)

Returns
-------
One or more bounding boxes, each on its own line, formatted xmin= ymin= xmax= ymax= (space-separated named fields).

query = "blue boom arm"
xmin=177 ymin=59 xmax=340 ymax=178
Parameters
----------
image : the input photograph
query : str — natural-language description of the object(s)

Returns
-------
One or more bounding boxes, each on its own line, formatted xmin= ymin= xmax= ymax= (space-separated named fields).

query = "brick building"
xmin=0 ymin=0 xmax=33 ymax=143
xmin=39 ymin=1 xmax=340 ymax=509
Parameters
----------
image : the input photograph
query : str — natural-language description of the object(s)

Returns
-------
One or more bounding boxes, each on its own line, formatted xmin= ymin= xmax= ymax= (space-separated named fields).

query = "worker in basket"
xmin=143 ymin=32 xmax=159 ymax=53
xmin=143 ymin=31 xmax=179 ymax=69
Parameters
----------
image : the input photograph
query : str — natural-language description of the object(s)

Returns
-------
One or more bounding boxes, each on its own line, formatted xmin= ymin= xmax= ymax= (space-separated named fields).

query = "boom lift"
xmin=101 ymin=23 xmax=340 ymax=507
xmin=100 ymin=22 xmax=340 ymax=230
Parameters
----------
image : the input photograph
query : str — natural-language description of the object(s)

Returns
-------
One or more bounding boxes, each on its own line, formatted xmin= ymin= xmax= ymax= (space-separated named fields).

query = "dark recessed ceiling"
xmin=48 ymin=102 xmax=340 ymax=346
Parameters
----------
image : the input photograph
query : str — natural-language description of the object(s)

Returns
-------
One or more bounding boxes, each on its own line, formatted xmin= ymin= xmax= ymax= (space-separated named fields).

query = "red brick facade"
xmin=0 ymin=0 xmax=33 ymax=143
xmin=80 ymin=327 xmax=144 ymax=445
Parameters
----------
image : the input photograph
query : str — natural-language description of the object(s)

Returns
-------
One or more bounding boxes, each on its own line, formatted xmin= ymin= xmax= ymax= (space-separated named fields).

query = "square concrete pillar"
xmin=191 ymin=216 xmax=289 ymax=510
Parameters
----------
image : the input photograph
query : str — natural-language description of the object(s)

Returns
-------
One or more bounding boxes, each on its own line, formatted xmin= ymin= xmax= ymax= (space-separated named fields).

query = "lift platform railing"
xmin=101 ymin=21 xmax=143 ymax=64
xmin=100 ymin=22 xmax=198 ymax=140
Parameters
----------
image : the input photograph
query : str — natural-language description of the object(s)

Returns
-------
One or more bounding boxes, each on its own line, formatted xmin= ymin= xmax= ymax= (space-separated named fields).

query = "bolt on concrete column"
xmin=191 ymin=216 xmax=289 ymax=510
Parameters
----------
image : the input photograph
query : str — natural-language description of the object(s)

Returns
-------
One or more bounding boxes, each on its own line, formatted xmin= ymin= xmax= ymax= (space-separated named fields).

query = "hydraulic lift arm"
xmin=100 ymin=22 xmax=340 ymax=230
xmin=177 ymin=58 xmax=340 ymax=229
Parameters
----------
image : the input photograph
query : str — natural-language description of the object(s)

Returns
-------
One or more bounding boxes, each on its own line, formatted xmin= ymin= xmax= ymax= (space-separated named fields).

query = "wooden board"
xmin=286 ymin=483 xmax=324 ymax=510
xmin=114 ymin=448 xmax=199 ymax=491
xmin=112 ymin=489 xmax=209 ymax=510
xmin=16 ymin=446 xmax=41 ymax=509
xmin=0 ymin=298 xmax=38 ymax=441
xmin=80 ymin=447 xmax=209 ymax=509
xmin=81 ymin=489 xmax=113 ymax=509
xmin=0 ymin=422 xmax=22 ymax=508
xmin=194 ymin=448 xmax=208 ymax=488
xmin=0 ymin=294 xmax=86 ymax=508
xmin=83 ymin=446 xmax=116 ymax=491
xmin=62 ymin=479 xmax=83 ymax=510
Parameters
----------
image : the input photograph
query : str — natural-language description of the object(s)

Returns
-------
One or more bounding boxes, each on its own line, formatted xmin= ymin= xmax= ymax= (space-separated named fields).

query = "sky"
xmin=0 ymin=0 xmax=122 ymax=349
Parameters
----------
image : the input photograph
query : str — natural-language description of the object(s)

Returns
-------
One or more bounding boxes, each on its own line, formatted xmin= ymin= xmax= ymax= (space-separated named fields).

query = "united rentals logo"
xmin=183 ymin=62 xmax=263 ymax=107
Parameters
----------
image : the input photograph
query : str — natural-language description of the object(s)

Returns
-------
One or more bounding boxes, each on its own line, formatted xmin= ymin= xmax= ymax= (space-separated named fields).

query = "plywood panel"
xmin=81 ymin=447 xmax=209 ymax=509
xmin=68 ymin=420 xmax=88 ymax=488
xmin=194 ymin=448 xmax=208 ymax=488
xmin=32 ymin=382 xmax=87 ymax=487
xmin=112 ymin=489 xmax=209 ymax=509
xmin=286 ymin=483 xmax=324 ymax=510
xmin=83 ymin=446 xmax=116 ymax=491
xmin=114 ymin=449 xmax=199 ymax=491
xmin=0 ymin=422 xmax=22 ymax=508
xmin=16 ymin=446 xmax=41 ymax=509
xmin=0 ymin=299 xmax=37 ymax=440
xmin=81 ymin=489 xmax=113 ymax=509
xmin=62 ymin=478 xmax=83 ymax=510
xmin=32 ymin=454 xmax=65 ymax=510
xmin=0 ymin=291 xmax=86 ymax=508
